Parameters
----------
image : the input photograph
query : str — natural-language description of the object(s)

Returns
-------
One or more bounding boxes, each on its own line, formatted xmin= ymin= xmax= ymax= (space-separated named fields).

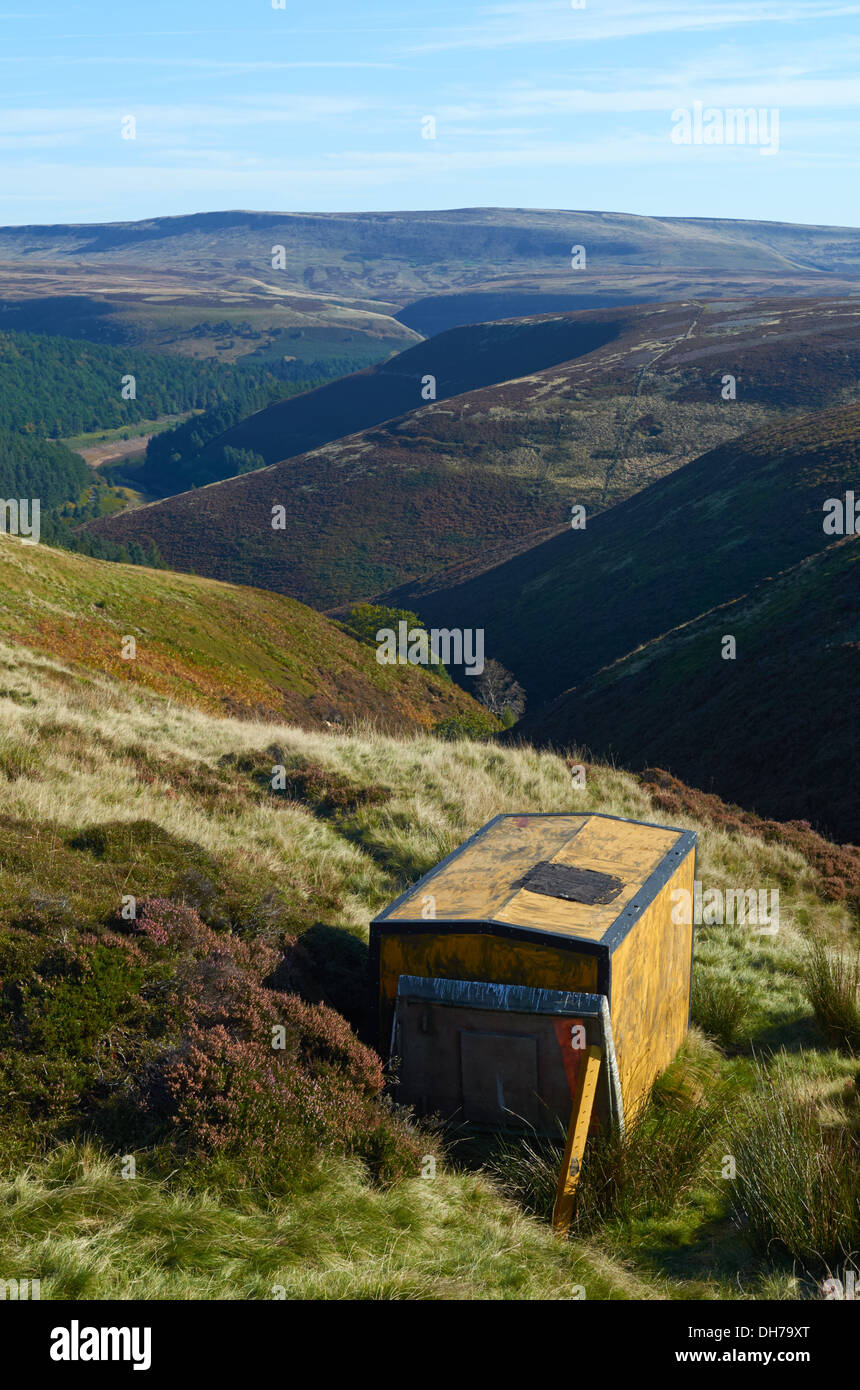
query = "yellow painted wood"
xmin=552 ymin=1045 xmax=602 ymax=1235
xmin=378 ymin=930 xmax=599 ymax=1040
xmin=381 ymin=813 xmax=679 ymax=943
xmin=383 ymin=816 xmax=587 ymax=923
xmin=558 ymin=818 xmax=678 ymax=874
xmin=608 ymin=849 xmax=696 ymax=1119
xmin=375 ymin=816 xmax=696 ymax=1109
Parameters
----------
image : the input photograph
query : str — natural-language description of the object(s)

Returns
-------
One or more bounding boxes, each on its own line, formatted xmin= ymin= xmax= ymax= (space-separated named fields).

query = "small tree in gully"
xmin=475 ymin=659 xmax=526 ymax=727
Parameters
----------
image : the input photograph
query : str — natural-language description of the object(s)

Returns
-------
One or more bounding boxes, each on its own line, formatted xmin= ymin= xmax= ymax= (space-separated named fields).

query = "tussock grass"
xmin=0 ymin=729 xmax=41 ymax=781
xmin=728 ymin=1058 xmax=860 ymax=1273
xmin=802 ymin=939 xmax=860 ymax=1055
xmin=0 ymin=1145 xmax=645 ymax=1301
xmin=692 ymin=972 xmax=752 ymax=1048
xmin=488 ymin=1039 xmax=731 ymax=1235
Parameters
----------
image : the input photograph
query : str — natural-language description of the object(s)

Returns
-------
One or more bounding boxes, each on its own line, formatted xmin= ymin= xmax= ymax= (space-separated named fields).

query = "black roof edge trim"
xmin=602 ymin=829 xmax=698 ymax=952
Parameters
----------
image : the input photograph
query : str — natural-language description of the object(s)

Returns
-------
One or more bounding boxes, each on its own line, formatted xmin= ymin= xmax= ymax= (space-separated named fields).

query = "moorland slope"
xmin=394 ymin=402 xmax=860 ymax=711
xmin=0 ymin=632 xmax=856 ymax=1298
xmin=0 ymin=535 xmax=481 ymax=730
xmin=86 ymin=300 xmax=860 ymax=606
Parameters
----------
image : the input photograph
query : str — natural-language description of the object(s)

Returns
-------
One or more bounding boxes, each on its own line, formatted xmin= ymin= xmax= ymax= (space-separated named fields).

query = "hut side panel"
xmin=608 ymin=848 xmax=696 ymax=1117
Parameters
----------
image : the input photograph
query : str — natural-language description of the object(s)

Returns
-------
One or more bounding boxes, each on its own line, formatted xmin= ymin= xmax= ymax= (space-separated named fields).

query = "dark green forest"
xmin=136 ymin=354 xmax=375 ymax=495
xmin=0 ymin=329 xmax=363 ymax=442
xmin=139 ymin=386 xmax=288 ymax=494
xmin=0 ymin=329 xmax=352 ymax=565
xmin=0 ymin=431 xmax=164 ymax=567
xmin=0 ymin=327 xmax=380 ymax=504
xmin=0 ymin=330 xmax=257 ymax=436
xmin=0 ymin=432 xmax=90 ymax=508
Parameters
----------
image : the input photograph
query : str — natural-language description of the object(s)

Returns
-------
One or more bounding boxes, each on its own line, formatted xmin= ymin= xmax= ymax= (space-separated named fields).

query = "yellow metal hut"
xmin=370 ymin=811 xmax=697 ymax=1125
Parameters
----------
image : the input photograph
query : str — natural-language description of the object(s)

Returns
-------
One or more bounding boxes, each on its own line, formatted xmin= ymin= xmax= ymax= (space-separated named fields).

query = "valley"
xmin=82 ymin=296 xmax=860 ymax=614
xmin=0 ymin=200 xmax=857 ymax=1311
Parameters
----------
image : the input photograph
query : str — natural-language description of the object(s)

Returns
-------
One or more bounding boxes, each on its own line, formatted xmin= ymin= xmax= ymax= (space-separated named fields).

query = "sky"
xmin=0 ymin=0 xmax=859 ymax=227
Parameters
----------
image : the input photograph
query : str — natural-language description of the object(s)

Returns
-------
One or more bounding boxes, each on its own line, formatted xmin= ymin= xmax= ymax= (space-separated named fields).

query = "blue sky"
xmin=1 ymin=0 xmax=858 ymax=226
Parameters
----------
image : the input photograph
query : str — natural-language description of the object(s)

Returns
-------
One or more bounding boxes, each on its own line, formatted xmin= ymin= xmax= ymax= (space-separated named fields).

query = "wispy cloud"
xmin=0 ymin=95 xmax=377 ymax=150
xmin=404 ymin=0 xmax=860 ymax=53
xmin=0 ymin=56 xmax=401 ymax=70
xmin=0 ymin=0 xmax=857 ymax=225
xmin=431 ymin=77 xmax=860 ymax=123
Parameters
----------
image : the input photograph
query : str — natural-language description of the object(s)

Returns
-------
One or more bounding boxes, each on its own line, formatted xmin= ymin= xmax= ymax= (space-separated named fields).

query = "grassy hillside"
xmin=0 ymin=535 xmax=483 ymax=731
xmin=397 ymin=402 xmax=860 ymax=711
xmin=516 ymin=538 xmax=860 ymax=844
xmin=84 ymin=299 xmax=860 ymax=607
xmin=0 ymin=637 xmax=857 ymax=1298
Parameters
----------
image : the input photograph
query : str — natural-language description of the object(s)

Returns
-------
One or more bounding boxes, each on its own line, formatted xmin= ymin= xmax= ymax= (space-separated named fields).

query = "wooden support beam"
xmin=551 ymin=1044 xmax=602 ymax=1236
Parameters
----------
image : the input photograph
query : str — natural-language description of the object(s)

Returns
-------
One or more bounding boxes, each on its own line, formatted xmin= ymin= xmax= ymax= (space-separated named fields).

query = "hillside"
xmin=2 ymin=209 xmax=859 ymax=374
xmin=0 ymin=630 xmax=857 ymax=1298
xmin=2 ymin=209 xmax=860 ymax=304
xmin=84 ymin=299 xmax=860 ymax=606
xmin=137 ymin=309 xmax=624 ymax=494
xmin=514 ymin=538 xmax=860 ymax=844
xmin=144 ymin=293 xmax=860 ymax=492
xmin=391 ymin=402 xmax=860 ymax=710
xmin=0 ymin=535 xmax=483 ymax=731
xmin=0 ymin=262 xmax=419 ymax=365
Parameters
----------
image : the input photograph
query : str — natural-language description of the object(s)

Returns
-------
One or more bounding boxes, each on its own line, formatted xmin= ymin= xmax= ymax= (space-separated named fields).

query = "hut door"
xmin=459 ymin=1030 xmax=539 ymax=1130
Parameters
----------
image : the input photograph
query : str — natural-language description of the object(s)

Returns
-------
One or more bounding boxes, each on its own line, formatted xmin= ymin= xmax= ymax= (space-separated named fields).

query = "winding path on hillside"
xmin=600 ymin=300 xmax=705 ymax=504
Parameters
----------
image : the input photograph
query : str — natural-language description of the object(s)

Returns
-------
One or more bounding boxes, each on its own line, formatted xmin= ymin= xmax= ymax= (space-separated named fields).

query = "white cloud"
xmin=405 ymin=1 xmax=860 ymax=53
xmin=0 ymin=56 xmax=400 ymax=70
xmin=432 ymin=77 xmax=860 ymax=121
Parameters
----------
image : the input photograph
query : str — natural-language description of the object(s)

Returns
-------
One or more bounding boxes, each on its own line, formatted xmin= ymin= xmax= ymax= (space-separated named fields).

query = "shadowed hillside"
xmin=392 ymin=402 xmax=860 ymax=712
xmin=514 ymin=538 xmax=860 ymax=844
xmin=138 ymin=309 xmax=624 ymax=493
